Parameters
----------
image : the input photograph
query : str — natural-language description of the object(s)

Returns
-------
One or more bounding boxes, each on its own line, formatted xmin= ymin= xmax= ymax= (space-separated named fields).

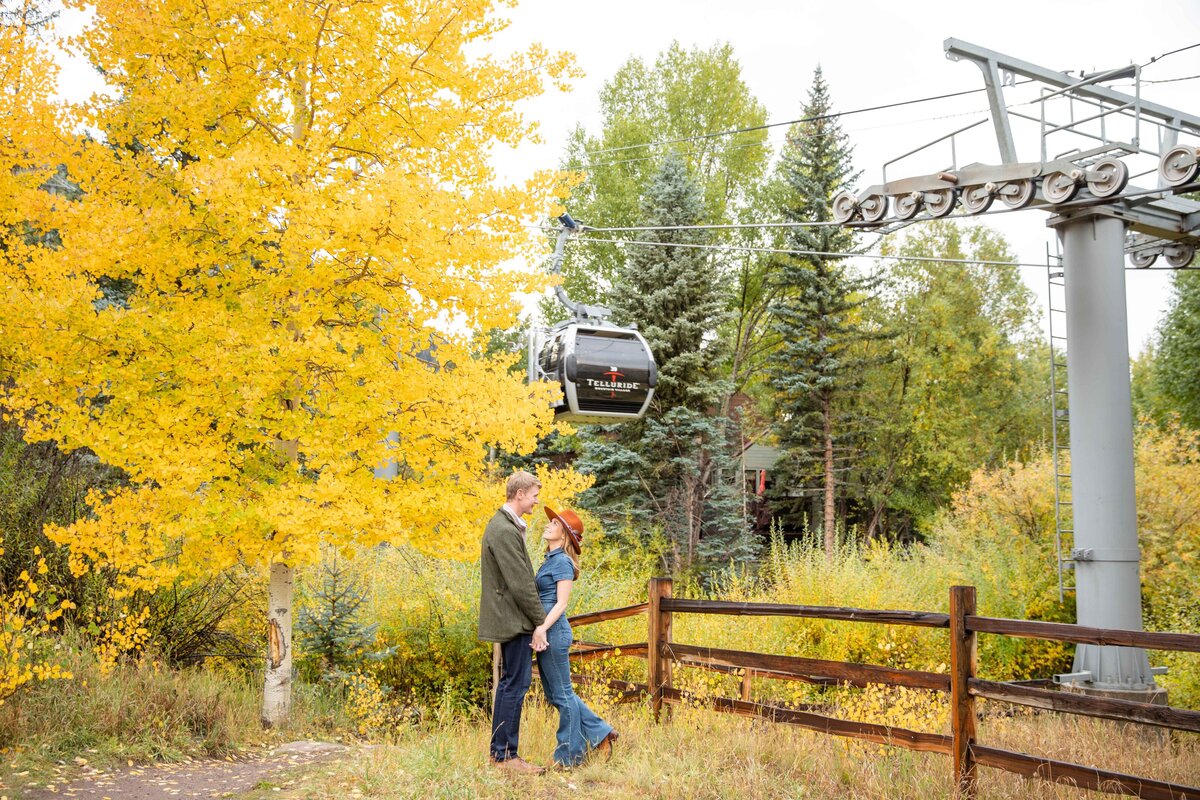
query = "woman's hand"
xmin=531 ymin=625 xmax=548 ymax=652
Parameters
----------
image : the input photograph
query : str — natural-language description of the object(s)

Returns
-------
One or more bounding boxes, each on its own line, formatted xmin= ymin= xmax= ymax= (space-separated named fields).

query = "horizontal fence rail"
xmin=568 ymin=642 xmax=648 ymax=663
xmin=971 ymin=745 xmax=1199 ymax=800
xmin=570 ymin=674 xmax=647 ymax=706
xmin=969 ymin=678 xmax=1200 ymax=733
xmin=568 ymin=603 xmax=648 ymax=629
xmin=660 ymin=687 xmax=955 ymax=755
xmin=563 ymin=579 xmax=1200 ymax=800
xmin=661 ymin=598 xmax=951 ymax=628
xmin=966 ymin=615 xmax=1200 ymax=653
xmin=672 ymin=658 xmax=842 ymax=688
xmin=665 ymin=641 xmax=952 ymax=692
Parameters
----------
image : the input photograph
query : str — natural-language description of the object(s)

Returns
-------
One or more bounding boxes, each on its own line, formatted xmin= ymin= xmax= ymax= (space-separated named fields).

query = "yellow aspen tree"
xmin=0 ymin=0 xmax=582 ymax=724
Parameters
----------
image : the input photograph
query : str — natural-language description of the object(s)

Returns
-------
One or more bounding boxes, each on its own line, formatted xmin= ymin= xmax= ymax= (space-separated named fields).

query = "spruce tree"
xmin=296 ymin=555 xmax=382 ymax=678
xmin=579 ymin=153 xmax=756 ymax=572
xmin=614 ymin=153 xmax=726 ymax=412
xmin=767 ymin=68 xmax=881 ymax=556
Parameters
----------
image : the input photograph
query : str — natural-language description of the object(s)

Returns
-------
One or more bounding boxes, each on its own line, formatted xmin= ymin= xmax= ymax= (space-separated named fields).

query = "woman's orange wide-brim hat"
xmin=544 ymin=505 xmax=584 ymax=550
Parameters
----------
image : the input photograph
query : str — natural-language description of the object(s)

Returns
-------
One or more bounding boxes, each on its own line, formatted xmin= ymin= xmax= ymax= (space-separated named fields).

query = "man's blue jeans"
xmin=536 ymin=623 xmax=614 ymax=766
xmin=490 ymin=633 xmax=533 ymax=761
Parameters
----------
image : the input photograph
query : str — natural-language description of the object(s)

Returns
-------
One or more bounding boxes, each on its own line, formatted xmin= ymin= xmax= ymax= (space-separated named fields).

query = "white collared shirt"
xmin=501 ymin=504 xmax=527 ymax=537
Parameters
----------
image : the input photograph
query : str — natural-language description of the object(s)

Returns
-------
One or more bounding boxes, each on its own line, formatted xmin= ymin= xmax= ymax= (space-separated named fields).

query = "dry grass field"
xmin=239 ymin=698 xmax=1200 ymax=800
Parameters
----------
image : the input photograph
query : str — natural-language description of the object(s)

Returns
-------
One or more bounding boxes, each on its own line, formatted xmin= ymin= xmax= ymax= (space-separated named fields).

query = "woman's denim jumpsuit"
xmin=534 ymin=548 xmax=614 ymax=766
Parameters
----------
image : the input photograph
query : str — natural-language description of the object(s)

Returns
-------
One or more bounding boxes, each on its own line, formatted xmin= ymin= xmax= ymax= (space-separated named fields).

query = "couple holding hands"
xmin=478 ymin=470 xmax=618 ymax=774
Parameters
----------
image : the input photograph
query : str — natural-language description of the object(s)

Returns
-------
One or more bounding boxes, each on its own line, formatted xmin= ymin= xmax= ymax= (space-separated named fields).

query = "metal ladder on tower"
xmin=1046 ymin=247 xmax=1075 ymax=602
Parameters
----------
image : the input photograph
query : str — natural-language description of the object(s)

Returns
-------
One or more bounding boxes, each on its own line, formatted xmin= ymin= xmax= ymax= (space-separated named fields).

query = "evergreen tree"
xmin=296 ymin=555 xmax=384 ymax=678
xmin=614 ymin=153 xmax=727 ymax=412
xmin=579 ymin=153 xmax=756 ymax=572
xmin=766 ymin=68 xmax=879 ymax=556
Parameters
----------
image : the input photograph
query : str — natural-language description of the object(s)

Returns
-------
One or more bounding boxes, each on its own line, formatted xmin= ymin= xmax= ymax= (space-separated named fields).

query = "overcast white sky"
xmin=486 ymin=0 xmax=1200 ymax=355
xmin=50 ymin=0 xmax=1200 ymax=353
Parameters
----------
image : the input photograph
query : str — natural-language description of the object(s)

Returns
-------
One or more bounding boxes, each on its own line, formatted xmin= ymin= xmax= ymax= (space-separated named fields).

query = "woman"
xmin=533 ymin=505 xmax=618 ymax=768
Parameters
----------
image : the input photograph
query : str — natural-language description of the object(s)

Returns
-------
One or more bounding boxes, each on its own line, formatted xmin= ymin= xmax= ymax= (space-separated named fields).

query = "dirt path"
xmin=13 ymin=741 xmax=348 ymax=800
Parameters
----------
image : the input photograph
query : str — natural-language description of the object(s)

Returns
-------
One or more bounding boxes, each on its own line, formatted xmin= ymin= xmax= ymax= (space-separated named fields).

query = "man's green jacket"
xmin=478 ymin=508 xmax=547 ymax=643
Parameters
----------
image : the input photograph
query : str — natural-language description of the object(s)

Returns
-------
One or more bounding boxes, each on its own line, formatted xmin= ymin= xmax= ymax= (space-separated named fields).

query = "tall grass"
xmin=341 ymin=520 xmax=1195 ymax=715
xmin=0 ymin=628 xmax=349 ymax=791
xmin=566 ymin=533 xmax=1077 ymax=708
xmin=235 ymin=695 xmax=1200 ymax=800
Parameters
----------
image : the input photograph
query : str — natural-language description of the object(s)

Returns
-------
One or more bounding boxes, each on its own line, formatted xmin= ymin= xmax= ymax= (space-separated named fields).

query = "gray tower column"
xmin=1057 ymin=213 xmax=1157 ymax=694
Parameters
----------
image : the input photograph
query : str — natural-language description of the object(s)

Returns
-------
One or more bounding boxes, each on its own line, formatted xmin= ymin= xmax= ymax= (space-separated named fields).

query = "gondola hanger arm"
xmin=547 ymin=213 xmax=612 ymax=324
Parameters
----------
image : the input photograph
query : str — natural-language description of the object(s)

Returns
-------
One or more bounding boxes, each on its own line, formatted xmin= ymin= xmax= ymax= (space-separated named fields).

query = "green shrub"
xmin=1146 ymin=596 xmax=1200 ymax=709
xmin=140 ymin=570 xmax=260 ymax=667
xmin=0 ymin=421 xmax=124 ymax=621
xmin=357 ymin=546 xmax=492 ymax=709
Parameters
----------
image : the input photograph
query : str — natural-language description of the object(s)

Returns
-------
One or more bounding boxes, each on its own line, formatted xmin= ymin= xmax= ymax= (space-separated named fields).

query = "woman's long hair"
xmin=562 ymin=534 xmax=581 ymax=581
xmin=546 ymin=519 xmax=582 ymax=580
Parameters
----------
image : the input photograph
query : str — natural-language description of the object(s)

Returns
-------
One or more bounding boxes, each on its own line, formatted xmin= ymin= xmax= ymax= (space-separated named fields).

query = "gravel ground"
xmin=11 ymin=741 xmax=349 ymax=800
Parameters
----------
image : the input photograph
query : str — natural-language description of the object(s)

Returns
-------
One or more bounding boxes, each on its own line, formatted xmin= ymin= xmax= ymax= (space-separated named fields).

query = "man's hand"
xmin=531 ymin=627 xmax=548 ymax=652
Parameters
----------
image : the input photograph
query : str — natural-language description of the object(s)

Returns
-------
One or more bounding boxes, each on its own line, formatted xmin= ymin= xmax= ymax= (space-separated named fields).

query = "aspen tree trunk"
xmin=261 ymin=60 xmax=308 ymax=729
xmin=684 ymin=447 xmax=711 ymax=572
xmin=691 ymin=472 xmax=700 ymax=573
xmin=261 ymin=562 xmax=294 ymax=727
xmin=693 ymin=450 xmax=713 ymax=568
xmin=822 ymin=399 xmax=836 ymax=559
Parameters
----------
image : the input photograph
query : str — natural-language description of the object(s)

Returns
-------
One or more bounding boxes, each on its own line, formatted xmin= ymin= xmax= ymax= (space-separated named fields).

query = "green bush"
xmin=139 ymin=571 xmax=260 ymax=667
xmin=356 ymin=546 xmax=492 ymax=709
xmin=1146 ymin=596 xmax=1200 ymax=709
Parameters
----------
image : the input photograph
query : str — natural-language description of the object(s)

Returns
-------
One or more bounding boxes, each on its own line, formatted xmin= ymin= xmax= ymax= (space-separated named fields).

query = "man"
xmin=478 ymin=470 xmax=549 ymax=774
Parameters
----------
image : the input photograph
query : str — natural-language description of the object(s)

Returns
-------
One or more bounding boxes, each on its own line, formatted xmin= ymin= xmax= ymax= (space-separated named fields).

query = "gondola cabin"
xmin=532 ymin=323 xmax=657 ymax=423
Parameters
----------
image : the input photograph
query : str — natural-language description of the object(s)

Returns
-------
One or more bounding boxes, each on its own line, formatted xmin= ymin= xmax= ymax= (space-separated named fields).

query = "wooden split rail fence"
xmin=565 ymin=579 xmax=1200 ymax=799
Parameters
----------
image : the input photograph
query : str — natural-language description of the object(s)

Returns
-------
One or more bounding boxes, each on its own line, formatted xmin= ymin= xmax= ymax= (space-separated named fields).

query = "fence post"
xmin=491 ymin=643 xmax=501 ymax=712
xmin=647 ymin=577 xmax=674 ymax=722
xmin=950 ymin=585 xmax=978 ymax=799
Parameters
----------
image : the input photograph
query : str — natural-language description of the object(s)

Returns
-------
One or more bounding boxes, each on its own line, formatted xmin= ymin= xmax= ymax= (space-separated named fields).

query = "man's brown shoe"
xmin=492 ymin=756 xmax=546 ymax=775
xmin=595 ymin=730 xmax=619 ymax=762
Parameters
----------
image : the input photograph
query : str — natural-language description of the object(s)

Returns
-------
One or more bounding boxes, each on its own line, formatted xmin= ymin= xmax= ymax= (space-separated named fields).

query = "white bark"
xmin=261 ymin=561 xmax=294 ymax=727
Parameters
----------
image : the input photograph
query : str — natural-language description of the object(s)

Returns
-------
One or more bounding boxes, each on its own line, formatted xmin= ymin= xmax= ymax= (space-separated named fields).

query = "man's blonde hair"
xmin=506 ymin=470 xmax=542 ymax=500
